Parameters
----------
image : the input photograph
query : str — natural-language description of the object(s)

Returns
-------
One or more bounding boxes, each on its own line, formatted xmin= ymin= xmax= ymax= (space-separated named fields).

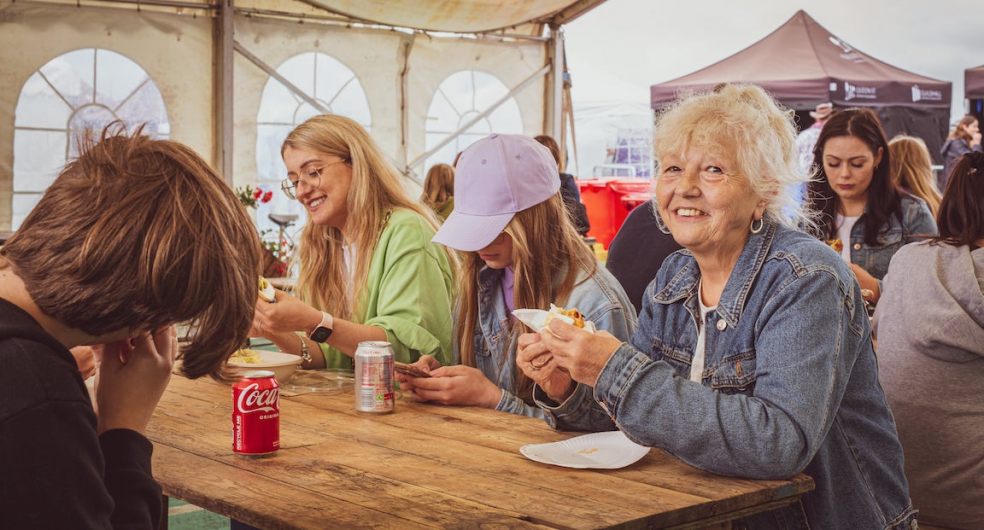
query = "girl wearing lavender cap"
xmin=397 ymin=134 xmax=636 ymax=420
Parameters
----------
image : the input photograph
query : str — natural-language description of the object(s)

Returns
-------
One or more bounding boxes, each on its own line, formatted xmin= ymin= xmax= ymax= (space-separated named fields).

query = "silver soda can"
xmin=354 ymin=341 xmax=395 ymax=413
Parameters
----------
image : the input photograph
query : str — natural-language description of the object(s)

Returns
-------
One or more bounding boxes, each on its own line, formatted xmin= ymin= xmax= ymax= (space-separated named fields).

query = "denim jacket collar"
xmin=652 ymin=219 xmax=777 ymax=328
xmin=478 ymin=265 xmax=505 ymax=294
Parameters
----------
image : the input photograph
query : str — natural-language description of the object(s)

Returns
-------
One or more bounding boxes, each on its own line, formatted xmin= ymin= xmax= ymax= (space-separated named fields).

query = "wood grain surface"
xmin=148 ymin=376 xmax=813 ymax=529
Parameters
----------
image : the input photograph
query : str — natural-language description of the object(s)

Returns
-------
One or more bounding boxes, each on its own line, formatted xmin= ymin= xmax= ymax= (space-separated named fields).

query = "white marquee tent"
xmin=0 ymin=0 xmax=605 ymax=232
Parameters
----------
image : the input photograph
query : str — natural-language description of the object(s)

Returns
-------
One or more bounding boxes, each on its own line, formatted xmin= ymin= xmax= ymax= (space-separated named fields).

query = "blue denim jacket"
xmin=459 ymin=264 xmax=637 ymax=420
xmin=848 ymin=194 xmax=937 ymax=280
xmin=539 ymin=221 xmax=915 ymax=529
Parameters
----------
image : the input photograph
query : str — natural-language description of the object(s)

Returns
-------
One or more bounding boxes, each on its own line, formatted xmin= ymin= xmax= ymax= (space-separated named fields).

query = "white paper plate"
xmin=520 ymin=431 xmax=650 ymax=469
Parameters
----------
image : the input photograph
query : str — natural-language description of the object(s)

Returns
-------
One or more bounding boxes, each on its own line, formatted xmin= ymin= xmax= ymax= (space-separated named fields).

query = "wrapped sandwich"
xmin=512 ymin=304 xmax=596 ymax=333
xmin=258 ymin=276 xmax=276 ymax=303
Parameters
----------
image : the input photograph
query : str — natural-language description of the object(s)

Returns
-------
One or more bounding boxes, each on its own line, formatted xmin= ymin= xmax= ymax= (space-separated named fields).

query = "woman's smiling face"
xmin=283 ymin=145 xmax=353 ymax=229
xmin=655 ymin=145 xmax=766 ymax=258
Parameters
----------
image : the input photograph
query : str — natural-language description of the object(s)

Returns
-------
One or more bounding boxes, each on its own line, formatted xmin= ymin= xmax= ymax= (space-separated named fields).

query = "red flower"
xmin=262 ymin=190 xmax=273 ymax=203
xmin=253 ymin=188 xmax=263 ymax=200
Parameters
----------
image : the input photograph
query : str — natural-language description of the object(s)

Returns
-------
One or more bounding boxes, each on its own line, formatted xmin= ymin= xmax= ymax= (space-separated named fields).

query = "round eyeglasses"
xmin=281 ymin=160 xmax=348 ymax=200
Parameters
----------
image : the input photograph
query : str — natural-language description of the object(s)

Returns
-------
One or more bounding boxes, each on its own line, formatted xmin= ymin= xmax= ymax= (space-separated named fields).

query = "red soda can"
xmin=354 ymin=341 xmax=394 ymax=413
xmin=232 ymin=370 xmax=280 ymax=455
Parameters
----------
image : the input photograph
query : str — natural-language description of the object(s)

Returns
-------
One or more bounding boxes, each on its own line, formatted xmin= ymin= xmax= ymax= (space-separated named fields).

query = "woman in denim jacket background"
xmin=398 ymin=134 xmax=636 ymax=420
xmin=518 ymin=85 xmax=915 ymax=529
xmin=807 ymin=108 xmax=937 ymax=306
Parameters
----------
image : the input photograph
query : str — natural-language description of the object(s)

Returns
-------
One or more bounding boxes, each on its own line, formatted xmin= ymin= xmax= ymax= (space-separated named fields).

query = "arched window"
xmin=424 ymin=70 xmax=523 ymax=171
xmin=255 ymin=52 xmax=371 ymax=236
xmin=13 ymin=48 xmax=169 ymax=229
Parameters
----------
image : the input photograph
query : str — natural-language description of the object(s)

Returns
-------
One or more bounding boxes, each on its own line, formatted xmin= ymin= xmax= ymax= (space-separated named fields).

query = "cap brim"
xmin=432 ymin=210 xmax=514 ymax=252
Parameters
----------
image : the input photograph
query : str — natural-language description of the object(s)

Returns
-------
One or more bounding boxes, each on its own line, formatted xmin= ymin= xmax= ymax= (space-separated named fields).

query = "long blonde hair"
xmin=455 ymin=194 xmax=596 ymax=402
xmin=282 ymin=115 xmax=448 ymax=319
xmin=421 ymin=163 xmax=454 ymax=209
xmin=889 ymin=135 xmax=941 ymax=217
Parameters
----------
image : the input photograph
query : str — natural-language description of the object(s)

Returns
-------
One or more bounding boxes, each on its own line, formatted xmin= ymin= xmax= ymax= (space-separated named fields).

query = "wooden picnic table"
xmin=147 ymin=375 xmax=814 ymax=529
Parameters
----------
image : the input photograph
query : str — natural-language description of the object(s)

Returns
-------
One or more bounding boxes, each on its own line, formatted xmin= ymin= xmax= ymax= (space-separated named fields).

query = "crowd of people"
xmin=1 ymin=84 xmax=981 ymax=529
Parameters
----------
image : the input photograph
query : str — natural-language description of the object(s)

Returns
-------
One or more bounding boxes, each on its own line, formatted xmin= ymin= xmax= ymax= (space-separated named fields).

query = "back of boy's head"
xmin=1 ymin=124 xmax=261 ymax=379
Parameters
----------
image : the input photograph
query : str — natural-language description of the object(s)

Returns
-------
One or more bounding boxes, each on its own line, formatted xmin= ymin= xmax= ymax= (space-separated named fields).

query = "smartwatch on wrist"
xmin=309 ymin=311 xmax=334 ymax=343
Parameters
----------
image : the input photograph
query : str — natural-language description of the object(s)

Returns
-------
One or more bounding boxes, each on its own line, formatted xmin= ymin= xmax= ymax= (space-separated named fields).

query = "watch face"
xmin=310 ymin=326 xmax=333 ymax=343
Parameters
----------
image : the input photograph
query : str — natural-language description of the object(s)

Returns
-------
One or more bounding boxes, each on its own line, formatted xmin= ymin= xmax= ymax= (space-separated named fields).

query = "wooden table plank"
xmin=149 ymin=376 xmax=814 ymax=529
xmin=154 ymin=445 xmax=433 ymax=529
xmin=152 ymin=380 xmax=707 ymax=528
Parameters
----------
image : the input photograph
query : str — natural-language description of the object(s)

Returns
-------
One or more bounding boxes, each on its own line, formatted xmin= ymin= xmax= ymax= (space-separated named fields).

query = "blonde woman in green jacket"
xmin=250 ymin=115 xmax=455 ymax=369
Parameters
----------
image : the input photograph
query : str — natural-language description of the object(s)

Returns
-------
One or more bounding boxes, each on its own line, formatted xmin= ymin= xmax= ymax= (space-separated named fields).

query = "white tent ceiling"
xmin=303 ymin=0 xmax=605 ymax=33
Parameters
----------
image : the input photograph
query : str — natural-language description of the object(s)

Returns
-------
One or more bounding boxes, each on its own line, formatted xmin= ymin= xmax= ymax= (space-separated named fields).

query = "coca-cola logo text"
xmin=236 ymin=382 xmax=279 ymax=414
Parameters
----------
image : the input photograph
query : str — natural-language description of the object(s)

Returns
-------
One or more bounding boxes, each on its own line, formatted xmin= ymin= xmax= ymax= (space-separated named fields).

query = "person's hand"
xmin=394 ymin=355 xmax=442 ymax=394
xmin=252 ymin=289 xmax=321 ymax=337
xmin=517 ymin=332 xmax=575 ymax=402
xmin=70 ymin=346 xmax=98 ymax=380
xmin=404 ymin=365 xmax=503 ymax=408
xmin=972 ymin=131 xmax=982 ymax=146
xmin=94 ymin=327 xmax=177 ymax=435
xmin=849 ymin=263 xmax=880 ymax=304
xmin=538 ymin=320 xmax=623 ymax=387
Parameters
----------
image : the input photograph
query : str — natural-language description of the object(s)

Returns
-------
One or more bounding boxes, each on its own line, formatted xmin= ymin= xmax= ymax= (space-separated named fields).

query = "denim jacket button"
xmin=716 ymin=319 xmax=727 ymax=331
xmin=853 ymin=242 xmax=862 ymax=250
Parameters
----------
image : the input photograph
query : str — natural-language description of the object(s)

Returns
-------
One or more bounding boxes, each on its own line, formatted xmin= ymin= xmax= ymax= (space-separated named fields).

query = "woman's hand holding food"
xmin=94 ymin=326 xmax=177 ymax=435
xmin=849 ymin=263 xmax=880 ymax=304
xmin=252 ymin=289 xmax=321 ymax=336
xmin=403 ymin=364 xmax=503 ymax=408
xmin=517 ymin=333 xmax=575 ymax=402
xmin=537 ymin=319 xmax=623 ymax=387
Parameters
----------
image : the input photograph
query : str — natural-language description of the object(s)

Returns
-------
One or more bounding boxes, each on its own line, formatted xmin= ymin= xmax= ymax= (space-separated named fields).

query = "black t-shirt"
xmin=0 ymin=298 xmax=162 ymax=529
xmin=605 ymin=204 xmax=683 ymax=314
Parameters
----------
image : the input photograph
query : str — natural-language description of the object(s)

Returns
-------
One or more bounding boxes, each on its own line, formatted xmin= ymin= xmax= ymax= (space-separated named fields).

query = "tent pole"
xmin=214 ymin=0 xmax=234 ymax=184
xmin=544 ymin=25 xmax=564 ymax=139
xmin=407 ymin=64 xmax=550 ymax=170
xmin=399 ymin=34 xmax=416 ymax=176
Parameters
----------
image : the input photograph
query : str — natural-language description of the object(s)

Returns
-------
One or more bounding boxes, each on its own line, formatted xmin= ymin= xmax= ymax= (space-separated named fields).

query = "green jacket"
xmin=319 ymin=208 xmax=454 ymax=368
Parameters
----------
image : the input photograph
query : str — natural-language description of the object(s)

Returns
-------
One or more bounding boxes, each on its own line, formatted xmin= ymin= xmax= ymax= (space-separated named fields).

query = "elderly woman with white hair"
xmin=517 ymin=85 xmax=915 ymax=529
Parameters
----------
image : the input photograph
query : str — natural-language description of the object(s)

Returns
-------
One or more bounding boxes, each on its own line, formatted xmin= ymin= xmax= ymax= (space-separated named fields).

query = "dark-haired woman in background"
xmin=874 ymin=151 xmax=984 ymax=529
xmin=807 ymin=108 xmax=937 ymax=304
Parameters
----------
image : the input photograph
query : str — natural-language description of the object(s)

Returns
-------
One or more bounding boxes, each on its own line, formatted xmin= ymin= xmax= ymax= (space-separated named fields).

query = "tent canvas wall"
xmin=0 ymin=0 xmax=605 ymax=231
xmin=650 ymin=10 xmax=952 ymax=163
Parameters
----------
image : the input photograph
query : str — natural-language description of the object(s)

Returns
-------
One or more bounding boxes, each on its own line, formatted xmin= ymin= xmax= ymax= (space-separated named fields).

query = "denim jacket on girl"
xmin=537 ymin=220 xmax=915 ymax=530
xmin=458 ymin=264 xmax=637 ymax=420
xmin=847 ymin=194 xmax=937 ymax=280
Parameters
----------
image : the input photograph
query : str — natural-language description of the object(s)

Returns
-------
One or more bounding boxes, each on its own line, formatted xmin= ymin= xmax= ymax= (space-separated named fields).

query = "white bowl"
xmin=227 ymin=349 xmax=301 ymax=385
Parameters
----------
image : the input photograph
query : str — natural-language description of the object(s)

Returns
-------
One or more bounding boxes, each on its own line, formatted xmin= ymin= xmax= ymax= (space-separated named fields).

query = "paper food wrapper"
xmin=512 ymin=304 xmax=597 ymax=334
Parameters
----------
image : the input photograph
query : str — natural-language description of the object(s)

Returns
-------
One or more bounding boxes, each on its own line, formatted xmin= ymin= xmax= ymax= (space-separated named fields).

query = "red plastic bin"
xmin=577 ymin=178 xmax=652 ymax=249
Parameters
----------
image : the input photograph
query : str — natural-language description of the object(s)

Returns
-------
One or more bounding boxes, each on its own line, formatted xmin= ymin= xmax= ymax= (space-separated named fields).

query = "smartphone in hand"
xmin=394 ymin=361 xmax=432 ymax=378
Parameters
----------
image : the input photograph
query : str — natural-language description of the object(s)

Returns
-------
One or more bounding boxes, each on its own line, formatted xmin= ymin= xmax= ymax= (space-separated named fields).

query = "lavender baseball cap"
xmin=432 ymin=134 xmax=560 ymax=252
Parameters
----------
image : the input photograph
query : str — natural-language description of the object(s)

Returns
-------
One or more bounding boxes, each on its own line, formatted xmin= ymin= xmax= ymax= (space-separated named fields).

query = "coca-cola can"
xmin=354 ymin=341 xmax=394 ymax=413
xmin=232 ymin=370 xmax=280 ymax=455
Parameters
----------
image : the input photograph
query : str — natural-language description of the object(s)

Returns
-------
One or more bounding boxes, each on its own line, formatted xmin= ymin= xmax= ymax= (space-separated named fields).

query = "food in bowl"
xmin=228 ymin=349 xmax=300 ymax=384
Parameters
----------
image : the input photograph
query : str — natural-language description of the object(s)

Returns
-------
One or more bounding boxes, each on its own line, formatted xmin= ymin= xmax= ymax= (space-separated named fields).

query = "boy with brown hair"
xmin=0 ymin=125 xmax=261 ymax=528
